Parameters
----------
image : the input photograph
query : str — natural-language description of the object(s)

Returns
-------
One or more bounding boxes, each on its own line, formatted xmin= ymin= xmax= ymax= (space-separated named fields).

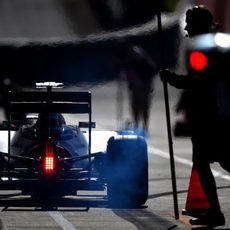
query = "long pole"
xmin=157 ymin=8 xmax=179 ymax=220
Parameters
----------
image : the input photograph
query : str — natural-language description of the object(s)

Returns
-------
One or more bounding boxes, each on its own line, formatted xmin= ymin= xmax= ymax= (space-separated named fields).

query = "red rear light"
xmin=189 ymin=51 xmax=208 ymax=71
xmin=44 ymin=141 xmax=55 ymax=173
xmin=45 ymin=156 xmax=54 ymax=172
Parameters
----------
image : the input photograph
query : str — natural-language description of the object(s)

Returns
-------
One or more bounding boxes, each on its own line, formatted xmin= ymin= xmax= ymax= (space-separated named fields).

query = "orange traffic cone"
xmin=182 ymin=166 xmax=211 ymax=216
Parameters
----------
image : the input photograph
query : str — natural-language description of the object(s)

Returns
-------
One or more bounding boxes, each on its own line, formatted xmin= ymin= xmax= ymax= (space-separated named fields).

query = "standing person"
xmin=160 ymin=5 xmax=229 ymax=227
xmin=114 ymin=42 xmax=156 ymax=132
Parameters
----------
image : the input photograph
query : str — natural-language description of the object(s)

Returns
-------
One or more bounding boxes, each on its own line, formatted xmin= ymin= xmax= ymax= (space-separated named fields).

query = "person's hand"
xmin=159 ymin=69 xmax=173 ymax=82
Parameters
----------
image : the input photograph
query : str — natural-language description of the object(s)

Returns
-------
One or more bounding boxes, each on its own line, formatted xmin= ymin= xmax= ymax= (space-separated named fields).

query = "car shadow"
xmin=113 ymin=208 xmax=178 ymax=230
xmin=191 ymin=228 xmax=230 ymax=230
xmin=0 ymin=195 xmax=108 ymax=211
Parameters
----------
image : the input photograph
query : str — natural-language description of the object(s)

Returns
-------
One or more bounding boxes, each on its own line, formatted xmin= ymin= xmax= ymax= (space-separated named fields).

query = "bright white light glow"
xmin=1 ymin=177 xmax=18 ymax=181
xmin=215 ymin=33 xmax=230 ymax=48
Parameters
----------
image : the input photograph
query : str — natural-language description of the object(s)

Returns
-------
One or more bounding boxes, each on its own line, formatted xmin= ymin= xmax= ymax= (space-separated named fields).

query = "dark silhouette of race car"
xmin=0 ymin=86 xmax=148 ymax=208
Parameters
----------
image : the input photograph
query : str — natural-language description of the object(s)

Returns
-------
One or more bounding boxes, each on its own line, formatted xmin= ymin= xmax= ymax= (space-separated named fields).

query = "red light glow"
xmin=44 ymin=141 xmax=55 ymax=173
xmin=45 ymin=157 xmax=54 ymax=172
xmin=189 ymin=51 xmax=208 ymax=71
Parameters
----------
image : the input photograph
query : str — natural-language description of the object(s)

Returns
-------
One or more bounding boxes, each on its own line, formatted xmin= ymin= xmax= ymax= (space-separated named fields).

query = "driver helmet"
xmin=35 ymin=113 xmax=66 ymax=138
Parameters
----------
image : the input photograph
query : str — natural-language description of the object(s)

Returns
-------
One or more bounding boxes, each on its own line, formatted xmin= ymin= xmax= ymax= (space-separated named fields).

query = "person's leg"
xmin=190 ymin=134 xmax=225 ymax=226
xmin=130 ymin=93 xmax=140 ymax=128
xmin=133 ymin=107 xmax=140 ymax=128
xmin=194 ymin=162 xmax=221 ymax=211
xmin=142 ymin=88 xmax=153 ymax=132
xmin=142 ymin=106 xmax=149 ymax=132
xmin=190 ymin=162 xmax=225 ymax=226
xmin=218 ymin=119 xmax=230 ymax=173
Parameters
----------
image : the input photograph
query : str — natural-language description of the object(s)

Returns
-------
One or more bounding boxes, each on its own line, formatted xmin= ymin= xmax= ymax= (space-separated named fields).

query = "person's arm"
xmin=160 ymin=69 xmax=195 ymax=89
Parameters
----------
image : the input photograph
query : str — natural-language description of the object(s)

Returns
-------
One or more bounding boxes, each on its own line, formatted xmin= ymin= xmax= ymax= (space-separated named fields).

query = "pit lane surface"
xmin=1 ymin=79 xmax=230 ymax=229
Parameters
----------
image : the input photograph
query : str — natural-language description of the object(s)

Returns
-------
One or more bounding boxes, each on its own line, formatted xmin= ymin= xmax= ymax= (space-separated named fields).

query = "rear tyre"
xmin=106 ymin=135 xmax=148 ymax=208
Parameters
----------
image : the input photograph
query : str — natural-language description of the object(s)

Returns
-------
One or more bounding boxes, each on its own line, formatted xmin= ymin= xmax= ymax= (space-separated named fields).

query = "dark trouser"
xmin=191 ymin=122 xmax=221 ymax=212
xmin=191 ymin=118 xmax=230 ymax=213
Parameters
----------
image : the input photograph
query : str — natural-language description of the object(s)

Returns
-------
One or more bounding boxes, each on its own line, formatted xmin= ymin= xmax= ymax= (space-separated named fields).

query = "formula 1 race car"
xmin=0 ymin=86 xmax=148 ymax=208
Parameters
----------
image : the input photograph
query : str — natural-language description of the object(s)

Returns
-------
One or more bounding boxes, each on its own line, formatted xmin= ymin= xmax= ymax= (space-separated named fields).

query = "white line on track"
xmin=149 ymin=146 xmax=230 ymax=182
xmin=48 ymin=211 xmax=76 ymax=230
